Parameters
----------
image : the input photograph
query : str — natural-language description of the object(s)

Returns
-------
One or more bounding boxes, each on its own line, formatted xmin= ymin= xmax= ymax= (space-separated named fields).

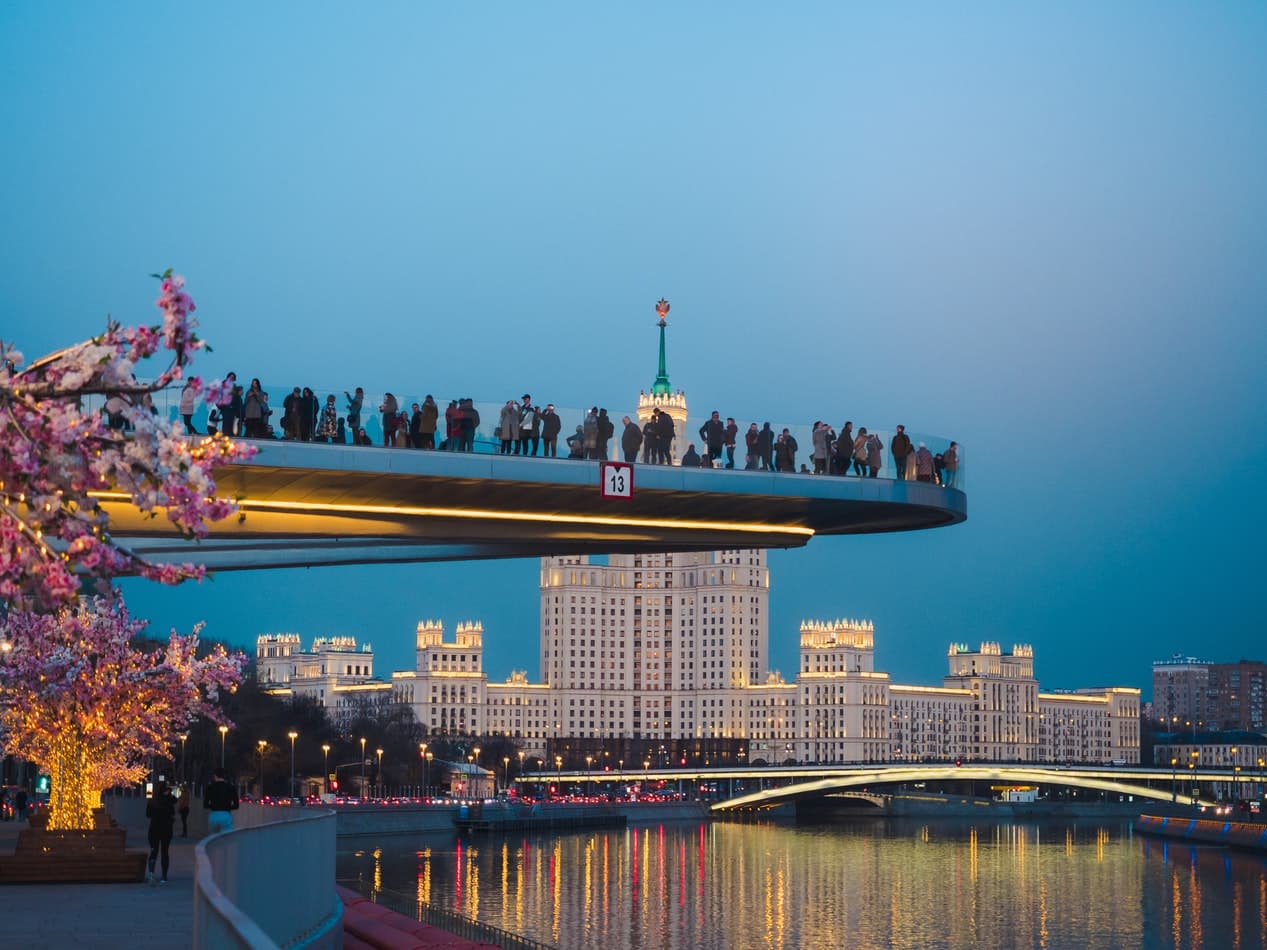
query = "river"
xmin=336 ymin=817 xmax=1267 ymax=949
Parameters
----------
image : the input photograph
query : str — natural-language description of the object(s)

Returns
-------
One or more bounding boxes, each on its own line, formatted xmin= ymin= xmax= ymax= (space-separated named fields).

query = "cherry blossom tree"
xmin=0 ymin=596 xmax=246 ymax=830
xmin=0 ymin=272 xmax=254 ymax=611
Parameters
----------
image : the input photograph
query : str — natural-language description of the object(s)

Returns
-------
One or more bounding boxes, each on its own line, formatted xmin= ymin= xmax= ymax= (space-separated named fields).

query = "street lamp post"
xmin=322 ymin=744 xmax=331 ymax=794
xmin=517 ymin=750 xmax=525 ymax=794
xmin=555 ymin=754 xmax=563 ymax=797
xmin=1190 ymin=750 xmax=1199 ymax=808
xmin=503 ymin=756 xmax=510 ymax=795
xmin=586 ymin=755 xmax=593 ymax=795
xmin=419 ymin=743 xmax=428 ymax=796
xmin=376 ymin=748 xmax=384 ymax=797
xmin=258 ymin=740 xmax=267 ymax=797
xmin=287 ymin=731 xmax=299 ymax=799
xmin=219 ymin=724 xmax=229 ymax=768
xmin=178 ymin=733 xmax=188 ymax=783
xmin=425 ymin=752 xmax=433 ymax=799
xmin=1170 ymin=757 xmax=1177 ymax=803
xmin=359 ymin=737 xmax=367 ymax=798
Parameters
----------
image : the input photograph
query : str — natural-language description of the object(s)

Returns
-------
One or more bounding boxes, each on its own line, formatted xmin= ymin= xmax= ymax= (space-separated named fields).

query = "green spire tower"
xmin=651 ymin=297 xmax=672 ymax=396
xmin=637 ymin=297 xmax=688 ymax=463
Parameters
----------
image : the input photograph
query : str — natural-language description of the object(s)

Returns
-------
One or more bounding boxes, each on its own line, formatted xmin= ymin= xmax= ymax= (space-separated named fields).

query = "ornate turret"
xmin=637 ymin=297 xmax=688 ymax=462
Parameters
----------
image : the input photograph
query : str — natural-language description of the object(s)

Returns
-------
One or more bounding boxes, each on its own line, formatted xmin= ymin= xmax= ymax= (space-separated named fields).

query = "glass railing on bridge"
xmin=96 ymin=384 xmax=966 ymax=491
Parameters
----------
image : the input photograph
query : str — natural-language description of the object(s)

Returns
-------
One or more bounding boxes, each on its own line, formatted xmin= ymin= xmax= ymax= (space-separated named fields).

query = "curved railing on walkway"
xmin=194 ymin=805 xmax=342 ymax=950
xmin=124 ymin=385 xmax=967 ymax=491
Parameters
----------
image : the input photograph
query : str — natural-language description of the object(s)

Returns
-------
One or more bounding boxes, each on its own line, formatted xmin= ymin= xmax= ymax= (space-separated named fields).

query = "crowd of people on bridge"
xmin=186 ymin=377 xmax=958 ymax=488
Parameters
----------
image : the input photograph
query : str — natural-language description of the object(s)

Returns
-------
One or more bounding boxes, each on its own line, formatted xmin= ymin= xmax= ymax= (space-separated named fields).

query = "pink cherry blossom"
xmin=0 ymin=595 xmax=246 ymax=829
xmin=0 ymin=272 xmax=256 ymax=610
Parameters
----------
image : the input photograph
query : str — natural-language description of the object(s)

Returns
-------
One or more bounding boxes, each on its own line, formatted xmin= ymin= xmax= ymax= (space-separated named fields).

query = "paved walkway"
xmin=0 ymin=816 xmax=198 ymax=949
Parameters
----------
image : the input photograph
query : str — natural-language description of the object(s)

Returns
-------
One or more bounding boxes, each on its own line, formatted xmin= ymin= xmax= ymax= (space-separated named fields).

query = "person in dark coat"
xmin=756 ymin=423 xmax=774 ymax=471
xmin=744 ymin=423 xmax=760 ymax=470
xmin=597 ymin=409 xmax=614 ymax=460
xmin=621 ymin=415 xmax=643 ymax=463
xmin=656 ymin=412 xmax=675 ymax=465
xmin=681 ymin=442 xmax=702 ymax=467
xmin=698 ymin=411 xmax=725 ymax=465
xmin=540 ymin=404 xmax=562 ymax=457
xmin=178 ymin=785 xmax=190 ymax=837
xmin=891 ymin=424 xmax=913 ymax=480
xmin=642 ymin=410 xmax=660 ymax=464
xmin=146 ymin=781 xmax=178 ymax=883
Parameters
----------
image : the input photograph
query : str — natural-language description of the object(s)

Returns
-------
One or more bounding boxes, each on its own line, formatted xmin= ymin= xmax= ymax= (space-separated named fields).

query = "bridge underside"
xmin=103 ymin=442 xmax=967 ymax=569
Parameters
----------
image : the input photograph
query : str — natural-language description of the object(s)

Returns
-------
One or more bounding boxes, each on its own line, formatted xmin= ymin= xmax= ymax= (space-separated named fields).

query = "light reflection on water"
xmin=338 ymin=819 xmax=1267 ymax=950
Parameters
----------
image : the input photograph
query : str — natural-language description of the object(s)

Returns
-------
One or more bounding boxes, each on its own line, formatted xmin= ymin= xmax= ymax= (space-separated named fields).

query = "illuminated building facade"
xmin=1151 ymin=655 xmax=1267 ymax=732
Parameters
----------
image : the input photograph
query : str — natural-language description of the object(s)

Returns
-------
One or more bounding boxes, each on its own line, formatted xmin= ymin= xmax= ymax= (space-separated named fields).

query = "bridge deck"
xmin=104 ymin=441 xmax=967 ymax=568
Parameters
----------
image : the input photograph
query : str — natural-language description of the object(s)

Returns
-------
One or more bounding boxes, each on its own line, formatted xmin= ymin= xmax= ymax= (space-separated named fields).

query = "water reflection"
xmin=340 ymin=820 xmax=1267 ymax=950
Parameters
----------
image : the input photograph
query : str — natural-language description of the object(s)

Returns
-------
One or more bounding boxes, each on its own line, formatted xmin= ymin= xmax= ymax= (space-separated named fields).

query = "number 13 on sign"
xmin=600 ymin=462 xmax=634 ymax=500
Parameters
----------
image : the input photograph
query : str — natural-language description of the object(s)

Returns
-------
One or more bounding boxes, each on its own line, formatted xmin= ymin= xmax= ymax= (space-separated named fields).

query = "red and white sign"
xmin=600 ymin=462 xmax=634 ymax=500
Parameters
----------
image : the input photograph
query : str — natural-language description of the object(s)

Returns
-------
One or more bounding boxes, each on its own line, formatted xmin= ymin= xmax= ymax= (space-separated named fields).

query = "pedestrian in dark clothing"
xmin=891 ymin=424 xmax=913 ymax=480
xmin=409 ymin=403 xmax=424 ymax=448
xmin=744 ymin=423 xmax=760 ymax=469
xmin=698 ymin=411 xmax=725 ymax=466
xmin=621 ymin=415 xmax=643 ymax=463
xmin=14 ymin=788 xmax=28 ymax=822
xmin=642 ymin=411 xmax=660 ymax=464
xmin=540 ymin=404 xmax=561 ymax=457
xmin=178 ymin=787 xmax=190 ymax=837
xmin=775 ymin=429 xmax=798 ymax=472
xmin=656 ymin=412 xmax=675 ymax=464
xmin=344 ymin=387 xmax=364 ymax=434
xmin=282 ymin=387 xmax=301 ymax=440
xmin=835 ymin=423 xmax=854 ymax=475
xmin=723 ymin=418 xmax=738 ymax=468
xmin=681 ymin=443 xmax=702 ymax=467
xmin=757 ymin=423 xmax=774 ymax=471
xmin=146 ymin=781 xmax=177 ymax=884
xmin=459 ymin=398 xmax=479 ymax=452
xmin=517 ymin=395 xmax=538 ymax=456
xmin=217 ymin=372 xmax=239 ymax=437
xmin=379 ymin=393 xmax=400 ymax=448
xmin=567 ymin=425 xmax=586 ymax=459
xmin=597 ymin=409 xmax=614 ymax=460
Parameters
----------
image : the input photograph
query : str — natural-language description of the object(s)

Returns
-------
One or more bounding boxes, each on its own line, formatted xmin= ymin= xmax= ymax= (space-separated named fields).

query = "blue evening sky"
xmin=3 ymin=3 xmax=1265 ymax=697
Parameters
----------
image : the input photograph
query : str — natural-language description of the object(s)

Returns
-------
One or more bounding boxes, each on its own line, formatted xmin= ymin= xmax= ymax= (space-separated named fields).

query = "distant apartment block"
xmin=1152 ymin=654 xmax=1267 ymax=732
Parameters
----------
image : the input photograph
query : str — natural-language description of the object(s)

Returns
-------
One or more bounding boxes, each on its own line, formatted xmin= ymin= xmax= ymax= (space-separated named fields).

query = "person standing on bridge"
xmin=699 ymin=411 xmax=725 ymax=466
xmin=891 ymin=424 xmax=912 ymax=480
xmin=656 ymin=410 xmax=675 ymax=464
xmin=723 ymin=417 xmax=738 ymax=469
xmin=866 ymin=430 xmax=883 ymax=477
xmin=757 ymin=422 xmax=774 ymax=471
xmin=642 ymin=410 xmax=660 ymax=464
xmin=517 ymin=395 xmax=539 ymax=456
xmin=418 ymin=395 xmax=438 ymax=449
xmin=621 ymin=415 xmax=642 ymax=463
xmin=540 ymin=403 xmax=561 ymax=457
xmin=498 ymin=399 xmax=518 ymax=454
xmin=344 ymin=386 xmax=363 ymax=435
xmin=379 ymin=393 xmax=399 ymax=447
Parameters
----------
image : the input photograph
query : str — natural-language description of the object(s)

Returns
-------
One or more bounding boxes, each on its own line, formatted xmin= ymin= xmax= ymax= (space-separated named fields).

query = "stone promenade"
xmin=0 ymin=814 xmax=197 ymax=949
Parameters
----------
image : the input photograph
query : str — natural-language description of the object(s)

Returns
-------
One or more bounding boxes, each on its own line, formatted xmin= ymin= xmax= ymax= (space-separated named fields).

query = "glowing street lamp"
xmin=555 ymin=754 xmax=563 ymax=796
xmin=178 ymin=733 xmax=188 ymax=783
xmin=376 ymin=748 xmax=384 ymax=797
xmin=425 ymin=751 xmax=433 ymax=798
xmin=1170 ymin=756 xmax=1177 ymax=802
xmin=322 ymin=744 xmax=331 ymax=794
xmin=360 ymin=737 xmax=367 ymax=797
xmin=419 ymin=742 xmax=428 ymax=795
xmin=258 ymin=740 xmax=267 ymax=796
xmin=503 ymin=756 xmax=510 ymax=794
xmin=218 ymin=724 xmax=229 ymax=768
xmin=586 ymin=755 xmax=594 ymax=794
xmin=288 ymin=731 xmax=299 ymax=799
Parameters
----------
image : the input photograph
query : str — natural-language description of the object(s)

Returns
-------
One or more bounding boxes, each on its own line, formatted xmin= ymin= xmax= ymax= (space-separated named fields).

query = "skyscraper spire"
xmin=637 ymin=297 xmax=688 ymax=463
xmin=651 ymin=298 xmax=671 ymax=396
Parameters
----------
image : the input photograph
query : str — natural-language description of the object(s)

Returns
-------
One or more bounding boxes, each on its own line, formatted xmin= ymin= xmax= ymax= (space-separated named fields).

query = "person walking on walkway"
xmin=146 ymin=781 xmax=177 ymax=884
xmin=204 ymin=767 xmax=240 ymax=835
xmin=178 ymin=786 xmax=190 ymax=837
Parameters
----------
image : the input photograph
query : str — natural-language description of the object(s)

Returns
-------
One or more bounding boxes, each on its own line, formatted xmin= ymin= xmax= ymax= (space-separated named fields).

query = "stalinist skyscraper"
xmin=539 ymin=299 xmax=770 ymax=754
xmin=635 ymin=298 xmax=688 ymax=464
